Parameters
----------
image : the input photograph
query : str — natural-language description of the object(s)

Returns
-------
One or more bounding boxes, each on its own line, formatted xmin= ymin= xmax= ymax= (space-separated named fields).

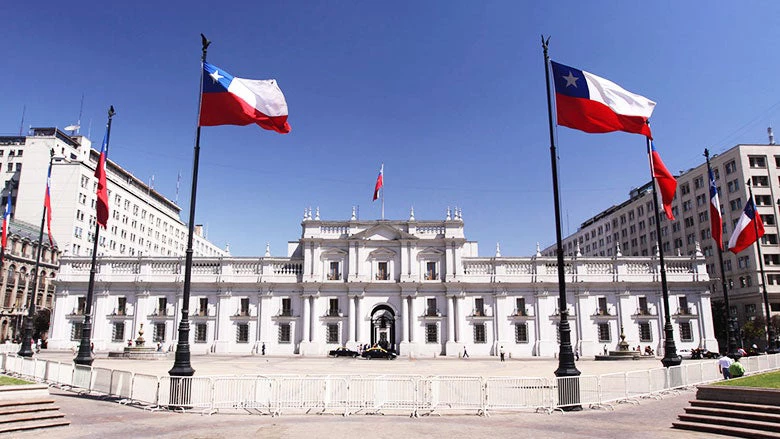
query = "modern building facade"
xmin=49 ymin=211 xmax=718 ymax=357
xmin=542 ymin=138 xmax=780 ymax=330
xmin=0 ymin=127 xmax=225 ymax=259
xmin=0 ymin=219 xmax=60 ymax=341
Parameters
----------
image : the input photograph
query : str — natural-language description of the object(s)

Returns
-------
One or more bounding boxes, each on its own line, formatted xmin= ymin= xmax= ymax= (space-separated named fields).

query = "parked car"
xmin=690 ymin=348 xmax=719 ymax=359
xmin=361 ymin=347 xmax=397 ymax=360
xmin=328 ymin=347 xmax=359 ymax=358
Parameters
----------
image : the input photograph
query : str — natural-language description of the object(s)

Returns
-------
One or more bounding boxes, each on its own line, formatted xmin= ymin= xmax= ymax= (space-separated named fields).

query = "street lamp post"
xmin=18 ymin=149 xmax=55 ymax=357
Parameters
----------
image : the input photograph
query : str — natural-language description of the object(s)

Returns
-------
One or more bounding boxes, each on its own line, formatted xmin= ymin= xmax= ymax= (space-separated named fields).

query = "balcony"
xmin=326 ymin=273 xmax=342 ymax=281
xmin=375 ymin=273 xmax=389 ymax=281
xmin=550 ymin=308 xmax=576 ymax=319
xmin=593 ymin=308 xmax=614 ymax=317
xmin=325 ymin=308 xmax=343 ymax=317
xmin=674 ymin=307 xmax=697 ymax=317
xmin=148 ymin=309 xmax=174 ymax=320
xmin=424 ymin=273 xmax=439 ymax=281
xmin=421 ymin=309 xmax=443 ymax=320
xmin=231 ymin=309 xmax=253 ymax=321
xmin=509 ymin=308 xmax=533 ymax=320
xmin=470 ymin=308 xmax=492 ymax=318
xmin=633 ymin=308 xmax=657 ymax=319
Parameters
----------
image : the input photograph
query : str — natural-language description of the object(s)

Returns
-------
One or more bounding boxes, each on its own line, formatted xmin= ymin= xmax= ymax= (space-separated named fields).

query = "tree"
xmin=741 ymin=315 xmax=766 ymax=348
xmin=33 ymin=308 xmax=50 ymax=342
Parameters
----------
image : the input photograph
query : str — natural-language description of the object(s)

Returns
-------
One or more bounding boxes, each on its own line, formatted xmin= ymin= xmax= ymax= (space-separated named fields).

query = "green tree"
xmin=741 ymin=315 xmax=766 ymax=348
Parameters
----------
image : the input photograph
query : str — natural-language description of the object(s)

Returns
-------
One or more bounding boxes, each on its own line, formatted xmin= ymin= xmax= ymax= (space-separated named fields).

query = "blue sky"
xmin=4 ymin=2 xmax=780 ymax=257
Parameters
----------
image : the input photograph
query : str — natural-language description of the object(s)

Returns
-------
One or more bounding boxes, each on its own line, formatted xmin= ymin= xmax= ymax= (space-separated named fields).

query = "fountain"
xmin=107 ymin=324 xmax=169 ymax=360
xmin=595 ymin=326 xmax=644 ymax=361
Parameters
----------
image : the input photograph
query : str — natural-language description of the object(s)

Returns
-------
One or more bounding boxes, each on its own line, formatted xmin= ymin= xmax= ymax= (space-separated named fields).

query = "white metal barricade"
xmin=598 ymin=372 xmax=628 ymax=404
xmin=72 ymin=364 xmax=92 ymax=391
xmin=484 ymin=377 xmax=551 ymax=411
xmin=110 ymin=370 xmax=134 ymax=400
xmin=20 ymin=357 xmax=37 ymax=379
xmin=158 ymin=376 xmax=214 ymax=411
xmin=348 ymin=375 xmax=418 ymax=416
xmin=211 ymin=376 xmax=274 ymax=412
xmin=422 ymin=376 xmax=484 ymax=415
xmin=130 ymin=373 xmax=160 ymax=407
xmin=91 ymin=367 xmax=113 ymax=395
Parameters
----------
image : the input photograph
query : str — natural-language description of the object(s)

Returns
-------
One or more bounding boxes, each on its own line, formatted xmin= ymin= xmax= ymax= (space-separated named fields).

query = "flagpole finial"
xmin=200 ymin=34 xmax=211 ymax=61
xmin=108 ymin=106 xmax=115 ymax=118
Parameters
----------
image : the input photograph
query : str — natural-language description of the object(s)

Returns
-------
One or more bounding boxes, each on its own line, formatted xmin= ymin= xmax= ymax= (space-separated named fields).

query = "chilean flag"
xmin=728 ymin=198 xmax=764 ymax=254
xmin=199 ymin=62 xmax=291 ymax=134
xmin=373 ymin=164 xmax=384 ymax=201
xmin=708 ymin=168 xmax=723 ymax=251
xmin=44 ymin=164 xmax=54 ymax=246
xmin=649 ymin=141 xmax=676 ymax=220
xmin=95 ymin=131 xmax=109 ymax=228
xmin=1 ymin=194 xmax=11 ymax=250
xmin=551 ymin=61 xmax=655 ymax=138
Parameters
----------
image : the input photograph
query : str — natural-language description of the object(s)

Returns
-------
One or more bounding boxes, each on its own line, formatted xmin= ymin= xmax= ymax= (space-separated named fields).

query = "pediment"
xmin=417 ymin=247 xmax=444 ymax=260
xmin=350 ymin=224 xmax=417 ymax=241
xmin=368 ymin=247 xmax=397 ymax=260
xmin=320 ymin=248 xmax=348 ymax=261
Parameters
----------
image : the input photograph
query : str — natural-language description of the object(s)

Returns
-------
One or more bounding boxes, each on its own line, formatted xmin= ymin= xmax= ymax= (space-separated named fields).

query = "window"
xmin=725 ymin=160 xmax=737 ymax=174
xmin=240 ymin=298 xmax=249 ymax=316
xmin=694 ymin=175 xmax=704 ymax=189
xmin=473 ymin=323 xmax=486 ymax=343
xmin=426 ymin=324 xmax=438 ymax=343
xmin=598 ymin=323 xmax=611 ymax=342
xmin=154 ymin=323 xmax=166 ymax=342
xmin=425 ymin=261 xmax=438 ymax=280
xmin=71 ymin=322 xmax=83 ymax=341
xmin=515 ymin=323 xmax=528 ymax=343
xmin=738 ymin=256 xmax=750 ymax=269
xmin=426 ymin=298 xmax=438 ymax=316
xmin=77 ymin=297 xmax=87 ymax=314
xmin=281 ymin=298 xmax=292 ymax=316
xmin=237 ymin=323 xmax=249 ymax=343
xmin=328 ymin=261 xmax=340 ymax=280
xmin=326 ymin=323 xmax=339 ymax=343
xmin=112 ymin=322 xmax=125 ymax=342
xmin=515 ymin=297 xmax=526 ymax=316
xmin=752 ymin=175 xmax=769 ymax=187
xmin=328 ymin=298 xmax=339 ymax=316
xmin=755 ymin=195 xmax=772 ymax=206
xmin=679 ymin=322 xmax=693 ymax=342
xmin=199 ymin=297 xmax=208 ymax=316
xmin=158 ymin=297 xmax=167 ymax=316
xmin=638 ymin=296 xmax=649 ymax=315
xmin=730 ymin=198 xmax=742 ymax=211
xmin=474 ymin=298 xmax=485 ymax=316
xmin=678 ymin=297 xmax=689 ymax=315
xmin=639 ymin=322 xmax=652 ymax=342
xmin=279 ymin=323 xmax=291 ymax=343
xmin=117 ymin=297 xmax=127 ymax=315
xmin=376 ymin=262 xmax=388 ymax=280
xmin=195 ymin=323 xmax=207 ymax=343
xmin=597 ymin=297 xmax=608 ymax=315
xmin=748 ymin=155 xmax=767 ymax=168
xmin=745 ymin=303 xmax=757 ymax=314
xmin=680 ymin=183 xmax=690 ymax=195
xmin=727 ymin=179 xmax=739 ymax=193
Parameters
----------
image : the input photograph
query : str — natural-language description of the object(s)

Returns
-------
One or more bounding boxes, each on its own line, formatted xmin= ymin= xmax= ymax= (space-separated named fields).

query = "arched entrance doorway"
xmin=370 ymin=305 xmax=396 ymax=351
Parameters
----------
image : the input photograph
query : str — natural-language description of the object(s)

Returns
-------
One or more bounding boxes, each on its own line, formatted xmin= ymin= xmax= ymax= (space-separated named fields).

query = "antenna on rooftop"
xmin=769 ymin=126 xmax=775 ymax=145
xmin=18 ymin=105 xmax=25 ymax=136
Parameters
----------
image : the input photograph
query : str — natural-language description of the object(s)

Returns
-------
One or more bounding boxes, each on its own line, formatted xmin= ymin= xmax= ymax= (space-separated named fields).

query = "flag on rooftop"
xmin=728 ymin=197 xmax=764 ymax=254
xmin=551 ymin=61 xmax=655 ymax=138
xmin=95 ymin=131 xmax=109 ymax=228
xmin=709 ymin=168 xmax=723 ymax=251
xmin=199 ymin=62 xmax=291 ymax=134
xmin=649 ymin=141 xmax=676 ymax=220
xmin=373 ymin=164 xmax=384 ymax=201
xmin=44 ymin=164 xmax=54 ymax=246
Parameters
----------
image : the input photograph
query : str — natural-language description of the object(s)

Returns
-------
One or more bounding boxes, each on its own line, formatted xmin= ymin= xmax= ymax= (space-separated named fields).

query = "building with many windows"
xmin=49 ymin=210 xmax=717 ymax=357
xmin=542 ymin=137 xmax=780 ymax=332
xmin=0 ymin=127 xmax=225 ymax=259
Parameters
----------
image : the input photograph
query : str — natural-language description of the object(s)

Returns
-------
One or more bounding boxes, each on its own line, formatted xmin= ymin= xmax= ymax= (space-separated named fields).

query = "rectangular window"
xmin=199 ymin=297 xmax=208 ymax=316
xmin=376 ymin=262 xmax=388 ymax=280
xmin=112 ymin=322 xmax=125 ymax=342
xmin=240 ymin=298 xmax=249 ymax=316
xmin=328 ymin=261 xmax=340 ymax=280
xmin=598 ymin=323 xmax=611 ymax=342
xmin=237 ymin=323 xmax=249 ymax=343
xmin=425 ymin=261 xmax=437 ymax=280
xmin=326 ymin=323 xmax=339 ymax=344
xmin=748 ymin=155 xmax=767 ymax=168
xmin=281 ymin=298 xmax=292 ymax=316
xmin=117 ymin=297 xmax=127 ymax=315
xmin=474 ymin=298 xmax=485 ymax=316
xmin=158 ymin=297 xmax=167 ymax=316
xmin=71 ymin=322 xmax=83 ymax=341
xmin=154 ymin=323 xmax=166 ymax=342
xmin=514 ymin=323 xmax=528 ymax=343
xmin=473 ymin=323 xmax=486 ymax=344
xmin=638 ymin=296 xmax=649 ymax=315
xmin=77 ymin=297 xmax=87 ymax=314
xmin=426 ymin=324 xmax=438 ymax=343
xmin=639 ymin=322 xmax=652 ymax=342
xmin=328 ymin=298 xmax=339 ymax=316
xmin=678 ymin=297 xmax=689 ymax=315
xmin=515 ymin=297 xmax=526 ymax=316
xmin=426 ymin=298 xmax=437 ymax=316
xmin=195 ymin=323 xmax=207 ymax=343
xmin=679 ymin=322 xmax=693 ymax=342
xmin=279 ymin=323 xmax=291 ymax=343
xmin=745 ymin=303 xmax=757 ymax=314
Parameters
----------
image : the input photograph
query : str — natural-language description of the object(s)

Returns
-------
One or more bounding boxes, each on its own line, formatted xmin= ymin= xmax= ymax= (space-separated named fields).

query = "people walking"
xmin=717 ymin=354 xmax=733 ymax=379
xmin=462 ymin=347 xmax=469 ymax=358
xmin=261 ymin=342 xmax=266 ymax=356
xmin=499 ymin=346 xmax=505 ymax=362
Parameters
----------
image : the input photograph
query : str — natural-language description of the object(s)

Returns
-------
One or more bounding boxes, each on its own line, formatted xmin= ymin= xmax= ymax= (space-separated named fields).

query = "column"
xmin=408 ymin=297 xmax=415 ymax=342
xmin=348 ymin=295 xmax=356 ymax=343
xmin=355 ymin=296 xmax=362 ymax=343
xmin=446 ymin=295 xmax=454 ymax=343
xmin=302 ymin=295 xmax=311 ymax=342
xmin=401 ymin=296 xmax=409 ymax=343
xmin=453 ymin=296 xmax=460 ymax=343
xmin=310 ymin=295 xmax=320 ymax=344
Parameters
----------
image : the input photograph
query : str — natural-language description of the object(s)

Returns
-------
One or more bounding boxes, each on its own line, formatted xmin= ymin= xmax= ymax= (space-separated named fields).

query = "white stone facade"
xmin=49 ymin=215 xmax=719 ymax=357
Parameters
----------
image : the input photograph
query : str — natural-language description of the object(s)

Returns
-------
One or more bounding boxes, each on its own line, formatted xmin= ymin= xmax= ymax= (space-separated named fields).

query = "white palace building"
xmin=48 ymin=210 xmax=719 ymax=358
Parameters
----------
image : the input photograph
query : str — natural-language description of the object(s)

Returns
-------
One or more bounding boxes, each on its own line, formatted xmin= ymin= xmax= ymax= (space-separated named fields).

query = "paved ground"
xmin=11 ymin=351 xmax=725 ymax=439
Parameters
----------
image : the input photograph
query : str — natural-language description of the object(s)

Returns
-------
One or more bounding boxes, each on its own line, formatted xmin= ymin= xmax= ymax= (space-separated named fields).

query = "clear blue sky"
xmin=4 ymin=2 xmax=780 ymax=257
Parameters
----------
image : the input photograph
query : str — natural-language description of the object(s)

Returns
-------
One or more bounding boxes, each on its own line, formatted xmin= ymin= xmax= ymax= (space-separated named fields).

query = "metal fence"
xmin=2 ymin=353 xmax=778 ymax=417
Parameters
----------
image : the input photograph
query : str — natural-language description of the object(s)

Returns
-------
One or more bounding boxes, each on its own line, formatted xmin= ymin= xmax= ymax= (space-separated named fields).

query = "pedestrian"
xmin=603 ymin=345 xmax=608 ymax=355
xmin=717 ymin=354 xmax=733 ymax=380
xmin=261 ymin=342 xmax=266 ymax=356
xmin=729 ymin=357 xmax=745 ymax=378
xmin=499 ymin=346 xmax=505 ymax=362
xmin=90 ymin=342 xmax=94 ymax=355
xmin=35 ymin=338 xmax=41 ymax=353
xmin=574 ymin=350 xmax=579 ymax=361
xmin=462 ymin=346 xmax=469 ymax=358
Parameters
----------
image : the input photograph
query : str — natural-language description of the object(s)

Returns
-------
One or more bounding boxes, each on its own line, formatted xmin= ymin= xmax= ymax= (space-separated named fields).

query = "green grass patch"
xmin=0 ymin=375 xmax=32 ymax=386
xmin=712 ymin=370 xmax=780 ymax=389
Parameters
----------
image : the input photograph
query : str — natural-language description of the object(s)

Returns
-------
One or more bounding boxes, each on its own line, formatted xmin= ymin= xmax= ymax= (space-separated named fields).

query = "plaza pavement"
xmin=13 ymin=350 xmax=724 ymax=439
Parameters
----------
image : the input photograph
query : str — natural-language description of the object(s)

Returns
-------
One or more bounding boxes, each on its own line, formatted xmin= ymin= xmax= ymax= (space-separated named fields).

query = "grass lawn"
xmin=0 ymin=375 xmax=32 ymax=386
xmin=712 ymin=370 xmax=780 ymax=389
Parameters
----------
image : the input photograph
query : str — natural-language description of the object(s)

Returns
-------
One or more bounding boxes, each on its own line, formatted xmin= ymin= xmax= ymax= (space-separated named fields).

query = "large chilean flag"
xmin=709 ymin=168 xmax=723 ymax=251
xmin=728 ymin=198 xmax=764 ymax=254
xmin=199 ymin=62 xmax=291 ymax=134
xmin=551 ymin=61 xmax=655 ymax=138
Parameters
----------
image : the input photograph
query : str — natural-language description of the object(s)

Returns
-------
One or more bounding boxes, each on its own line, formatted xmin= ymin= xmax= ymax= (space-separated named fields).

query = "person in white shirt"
xmin=718 ymin=355 xmax=733 ymax=379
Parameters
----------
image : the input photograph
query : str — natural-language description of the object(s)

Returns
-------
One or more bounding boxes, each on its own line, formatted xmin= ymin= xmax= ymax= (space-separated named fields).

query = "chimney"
xmin=194 ymin=224 xmax=203 ymax=237
xmin=769 ymin=126 xmax=775 ymax=145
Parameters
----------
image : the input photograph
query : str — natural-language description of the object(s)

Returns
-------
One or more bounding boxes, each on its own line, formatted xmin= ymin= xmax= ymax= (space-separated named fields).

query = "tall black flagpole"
xmin=704 ymin=149 xmax=740 ymax=358
xmin=75 ymin=106 xmax=115 ymax=365
xmin=542 ymin=37 xmax=581 ymax=410
xmin=647 ymin=137 xmax=682 ymax=367
xmin=18 ymin=150 xmax=55 ymax=357
xmin=169 ymin=34 xmax=210 ymax=378
xmin=746 ymin=181 xmax=779 ymax=353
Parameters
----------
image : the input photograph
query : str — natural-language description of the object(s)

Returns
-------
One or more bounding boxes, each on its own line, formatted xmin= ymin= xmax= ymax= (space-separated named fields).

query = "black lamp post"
xmin=18 ymin=149 xmax=55 ymax=357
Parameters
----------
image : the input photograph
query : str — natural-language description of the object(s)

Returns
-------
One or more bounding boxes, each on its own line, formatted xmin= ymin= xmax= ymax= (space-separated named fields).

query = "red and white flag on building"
xmin=373 ymin=164 xmax=384 ymax=201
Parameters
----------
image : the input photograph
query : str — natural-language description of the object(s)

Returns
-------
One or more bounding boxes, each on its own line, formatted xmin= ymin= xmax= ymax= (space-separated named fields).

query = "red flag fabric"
xmin=650 ymin=142 xmax=676 ymax=220
xmin=95 ymin=132 xmax=109 ymax=228
xmin=373 ymin=164 xmax=383 ymax=201
xmin=1 ymin=194 xmax=11 ymax=250
xmin=708 ymin=168 xmax=723 ymax=251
